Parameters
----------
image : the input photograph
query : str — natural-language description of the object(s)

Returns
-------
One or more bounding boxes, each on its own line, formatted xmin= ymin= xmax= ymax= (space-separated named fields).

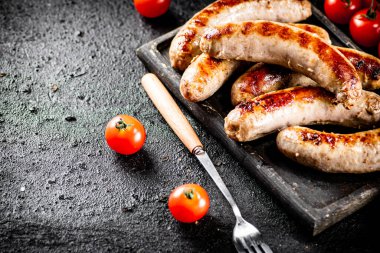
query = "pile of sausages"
xmin=169 ymin=0 xmax=380 ymax=173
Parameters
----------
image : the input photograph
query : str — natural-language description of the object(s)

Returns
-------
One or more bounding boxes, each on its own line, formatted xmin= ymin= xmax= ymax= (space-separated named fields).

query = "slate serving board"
xmin=136 ymin=5 xmax=380 ymax=235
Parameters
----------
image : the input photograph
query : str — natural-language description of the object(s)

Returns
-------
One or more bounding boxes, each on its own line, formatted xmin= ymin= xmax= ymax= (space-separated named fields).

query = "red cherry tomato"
xmin=324 ymin=0 xmax=362 ymax=24
xmin=133 ymin=0 xmax=171 ymax=18
xmin=378 ymin=41 xmax=380 ymax=57
xmin=168 ymin=184 xmax=210 ymax=223
xmin=349 ymin=8 xmax=380 ymax=47
xmin=105 ymin=115 xmax=146 ymax=155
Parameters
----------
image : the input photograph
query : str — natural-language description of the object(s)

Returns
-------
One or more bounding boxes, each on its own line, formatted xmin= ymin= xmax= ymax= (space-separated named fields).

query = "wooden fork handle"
xmin=141 ymin=73 xmax=203 ymax=153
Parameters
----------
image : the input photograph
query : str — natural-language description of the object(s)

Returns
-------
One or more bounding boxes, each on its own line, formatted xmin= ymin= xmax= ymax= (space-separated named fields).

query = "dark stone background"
xmin=0 ymin=0 xmax=379 ymax=252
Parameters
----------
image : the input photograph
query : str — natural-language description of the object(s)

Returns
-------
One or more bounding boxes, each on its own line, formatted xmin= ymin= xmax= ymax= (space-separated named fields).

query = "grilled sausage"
xmin=181 ymin=23 xmax=330 ymax=102
xmin=231 ymin=47 xmax=380 ymax=105
xmin=180 ymin=54 xmax=241 ymax=102
xmin=294 ymin=23 xmax=331 ymax=44
xmin=276 ymin=126 xmax=380 ymax=173
xmin=200 ymin=21 xmax=362 ymax=107
xmin=231 ymin=63 xmax=291 ymax=106
xmin=169 ymin=0 xmax=312 ymax=71
xmin=231 ymin=63 xmax=318 ymax=105
xmin=225 ymin=87 xmax=380 ymax=142
xmin=338 ymin=47 xmax=380 ymax=90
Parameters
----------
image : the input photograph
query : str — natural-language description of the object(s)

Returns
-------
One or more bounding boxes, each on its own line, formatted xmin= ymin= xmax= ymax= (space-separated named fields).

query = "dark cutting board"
xmin=136 ymin=5 xmax=380 ymax=235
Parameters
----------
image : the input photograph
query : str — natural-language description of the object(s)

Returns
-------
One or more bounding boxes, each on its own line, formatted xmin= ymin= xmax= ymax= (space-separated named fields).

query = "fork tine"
xmin=234 ymin=237 xmax=247 ymax=252
xmin=235 ymin=237 xmax=254 ymax=253
xmin=258 ymin=242 xmax=273 ymax=253
xmin=251 ymin=243 xmax=262 ymax=253
xmin=243 ymin=240 xmax=255 ymax=253
xmin=246 ymin=234 xmax=263 ymax=252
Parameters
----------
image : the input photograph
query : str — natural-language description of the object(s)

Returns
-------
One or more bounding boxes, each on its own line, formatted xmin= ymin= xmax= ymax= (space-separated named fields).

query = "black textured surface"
xmin=0 ymin=0 xmax=379 ymax=252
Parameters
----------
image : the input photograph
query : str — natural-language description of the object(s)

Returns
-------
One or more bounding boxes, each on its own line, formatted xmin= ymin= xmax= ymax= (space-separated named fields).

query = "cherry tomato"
xmin=349 ymin=8 xmax=380 ymax=47
xmin=362 ymin=0 xmax=378 ymax=8
xmin=105 ymin=115 xmax=146 ymax=155
xmin=168 ymin=184 xmax=210 ymax=223
xmin=133 ymin=0 xmax=171 ymax=18
xmin=324 ymin=0 xmax=362 ymax=24
xmin=378 ymin=41 xmax=380 ymax=57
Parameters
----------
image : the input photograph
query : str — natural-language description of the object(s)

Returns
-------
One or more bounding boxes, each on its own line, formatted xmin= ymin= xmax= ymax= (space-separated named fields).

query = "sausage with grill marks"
xmin=231 ymin=47 xmax=380 ymax=105
xmin=276 ymin=126 xmax=380 ymax=173
xmin=169 ymin=0 xmax=312 ymax=71
xmin=181 ymin=23 xmax=330 ymax=102
xmin=225 ymin=87 xmax=380 ymax=142
xmin=231 ymin=63 xmax=293 ymax=106
xmin=200 ymin=21 xmax=362 ymax=108
xmin=338 ymin=47 xmax=380 ymax=90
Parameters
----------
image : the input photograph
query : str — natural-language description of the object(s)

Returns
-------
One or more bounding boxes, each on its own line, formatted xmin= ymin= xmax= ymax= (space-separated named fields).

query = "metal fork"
xmin=194 ymin=147 xmax=272 ymax=253
xmin=232 ymin=206 xmax=273 ymax=253
xmin=141 ymin=74 xmax=273 ymax=253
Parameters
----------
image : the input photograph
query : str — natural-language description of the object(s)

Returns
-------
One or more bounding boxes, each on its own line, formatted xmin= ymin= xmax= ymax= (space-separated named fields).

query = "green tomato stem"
xmin=115 ymin=118 xmax=132 ymax=130
xmin=366 ymin=0 xmax=377 ymax=20
xmin=342 ymin=0 xmax=351 ymax=8
xmin=183 ymin=189 xmax=194 ymax=200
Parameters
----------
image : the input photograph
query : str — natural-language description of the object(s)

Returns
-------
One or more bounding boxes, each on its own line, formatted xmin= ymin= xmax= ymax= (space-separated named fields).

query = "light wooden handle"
xmin=141 ymin=73 xmax=203 ymax=153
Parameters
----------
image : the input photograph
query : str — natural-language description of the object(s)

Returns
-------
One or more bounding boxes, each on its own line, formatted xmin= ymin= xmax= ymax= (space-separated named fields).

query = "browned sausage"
xmin=180 ymin=54 xmax=241 ymax=102
xmin=169 ymin=0 xmax=312 ymax=71
xmin=276 ymin=126 xmax=380 ymax=173
xmin=231 ymin=47 xmax=380 ymax=105
xmin=225 ymin=87 xmax=380 ymax=141
xmin=181 ymin=23 xmax=330 ymax=102
xmin=338 ymin=47 xmax=380 ymax=90
xmin=231 ymin=63 xmax=323 ymax=105
xmin=200 ymin=21 xmax=362 ymax=108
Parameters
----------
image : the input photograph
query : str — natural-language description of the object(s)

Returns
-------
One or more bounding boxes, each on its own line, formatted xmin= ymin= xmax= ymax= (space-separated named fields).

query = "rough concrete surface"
xmin=0 ymin=0 xmax=379 ymax=252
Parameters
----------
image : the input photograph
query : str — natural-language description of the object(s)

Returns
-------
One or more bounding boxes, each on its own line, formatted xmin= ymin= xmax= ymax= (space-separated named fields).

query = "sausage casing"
xmin=200 ymin=21 xmax=362 ymax=107
xmin=276 ymin=126 xmax=380 ymax=173
xmin=225 ymin=87 xmax=380 ymax=141
xmin=170 ymin=0 xmax=312 ymax=71
xmin=181 ymin=23 xmax=330 ymax=102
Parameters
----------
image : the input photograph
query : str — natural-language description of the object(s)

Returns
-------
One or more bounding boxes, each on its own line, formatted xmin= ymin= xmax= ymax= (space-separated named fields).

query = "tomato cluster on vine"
xmin=324 ymin=0 xmax=380 ymax=54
